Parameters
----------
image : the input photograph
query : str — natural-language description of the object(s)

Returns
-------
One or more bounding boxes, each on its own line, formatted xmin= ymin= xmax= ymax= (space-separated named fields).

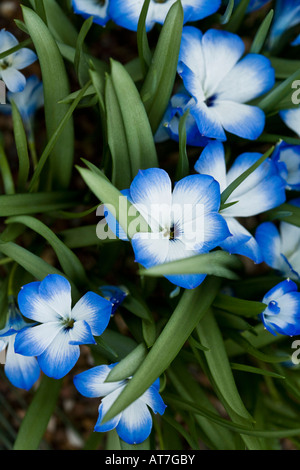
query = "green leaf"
xmin=250 ymin=9 xmax=274 ymax=54
xmin=220 ymin=146 xmax=274 ymax=206
xmin=137 ymin=0 xmax=152 ymax=75
xmin=225 ymin=0 xmax=250 ymax=33
xmin=74 ymin=16 xmax=94 ymax=86
xmin=258 ymin=67 xmax=300 ymax=114
xmin=106 ymin=59 xmax=158 ymax=188
xmin=10 ymin=101 xmax=30 ymax=191
xmin=213 ymin=293 xmax=266 ymax=318
xmin=5 ymin=215 xmax=88 ymax=286
xmin=140 ymin=0 xmax=184 ymax=133
xmin=219 ymin=0 xmax=235 ymax=24
xmin=101 ymin=277 xmax=221 ymax=424
xmin=175 ymin=110 xmax=190 ymax=180
xmin=13 ymin=376 xmax=63 ymax=450
xmin=42 ymin=0 xmax=78 ymax=47
xmin=0 ymin=138 xmax=15 ymax=195
xmin=139 ymin=251 xmax=242 ymax=280
xmin=22 ymin=5 xmax=74 ymax=189
xmin=0 ymin=191 xmax=79 ymax=217
xmin=266 ymin=203 xmax=300 ymax=228
xmin=230 ymin=362 xmax=285 ymax=379
xmin=105 ymin=343 xmax=148 ymax=382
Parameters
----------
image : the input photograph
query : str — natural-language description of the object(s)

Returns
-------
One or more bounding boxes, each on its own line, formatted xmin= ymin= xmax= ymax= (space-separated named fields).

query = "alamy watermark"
xmin=96 ymin=199 xmax=206 ymax=250
xmin=291 ymin=80 xmax=300 ymax=105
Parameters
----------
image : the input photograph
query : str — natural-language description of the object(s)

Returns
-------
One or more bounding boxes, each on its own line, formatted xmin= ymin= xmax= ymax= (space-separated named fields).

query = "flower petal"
xmin=255 ymin=222 xmax=283 ymax=270
xmin=280 ymin=108 xmax=300 ymax=138
xmin=72 ymin=0 xmax=110 ymax=26
xmin=14 ymin=322 xmax=62 ymax=357
xmin=0 ymin=29 xmax=18 ymax=53
xmin=263 ymin=279 xmax=298 ymax=304
xmin=73 ymin=364 xmax=123 ymax=398
xmin=1 ymin=68 xmax=26 ymax=93
xmin=140 ymin=384 xmax=167 ymax=416
xmin=94 ymin=387 xmax=124 ymax=432
xmin=38 ymin=274 xmax=72 ymax=319
xmin=217 ymin=54 xmax=275 ymax=103
xmin=194 ymin=141 xmax=227 ymax=192
xmin=116 ymin=399 xmax=153 ymax=445
xmin=212 ymin=100 xmax=266 ymax=140
xmin=11 ymin=48 xmax=37 ymax=70
xmin=71 ymin=292 xmax=112 ymax=337
xmin=18 ymin=281 xmax=60 ymax=323
xmin=5 ymin=336 xmax=40 ymax=391
xmin=219 ymin=217 xmax=262 ymax=264
xmin=68 ymin=320 xmax=96 ymax=346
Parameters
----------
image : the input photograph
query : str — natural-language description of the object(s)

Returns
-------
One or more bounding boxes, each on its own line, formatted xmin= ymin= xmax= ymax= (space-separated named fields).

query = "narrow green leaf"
xmin=105 ymin=343 xmax=148 ymax=382
xmin=220 ymin=0 xmax=235 ymax=24
xmin=22 ymin=5 xmax=74 ymax=189
xmin=250 ymin=9 xmax=274 ymax=54
xmin=42 ymin=0 xmax=78 ymax=47
xmin=13 ymin=376 xmax=63 ymax=450
xmin=0 ymin=38 xmax=32 ymax=61
xmin=137 ymin=0 xmax=152 ymax=75
xmin=139 ymin=251 xmax=242 ymax=280
xmin=225 ymin=0 xmax=250 ymax=33
xmin=10 ymin=101 xmax=30 ymax=191
xmin=0 ymin=191 xmax=79 ymax=217
xmin=101 ymin=277 xmax=221 ymax=424
xmin=266 ymin=203 xmax=300 ymax=228
xmin=74 ymin=16 xmax=94 ymax=86
xmin=140 ymin=0 xmax=184 ymax=133
xmin=258 ymin=67 xmax=300 ymax=114
xmin=0 ymin=138 xmax=15 ymax=195
xmin=213 ymin=293 xmax=266 ymax=318
xmin=230 ymin=362 xmax=285 ymax=379
xmin=5 ymin=215 xmax=88 ymax=286
xmin=175 ymin=110 xmax=190 ymax=180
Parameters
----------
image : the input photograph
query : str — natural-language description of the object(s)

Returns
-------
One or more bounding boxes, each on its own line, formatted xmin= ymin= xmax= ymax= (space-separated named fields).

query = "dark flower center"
xmin=205 ymin=94 xmax=217 ymax=107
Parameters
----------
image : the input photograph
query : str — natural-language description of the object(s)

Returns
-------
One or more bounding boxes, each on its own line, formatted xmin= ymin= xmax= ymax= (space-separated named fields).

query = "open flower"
xmin=272 ymin=142 xmax=300 ymax=191
xmin=0 ymin=298 xmax=40 ymax=390
xmin=260 ymin=279 xmax=300 ymax=336
xmin=108 ymin=0 xmax=221 ymax=32
xmin=194 ymin=142 xmax=286 ymax=263
xmin=0 ymin=29 xmax=37 ymax=93
xmin=105 ymin=168 xmax=231 ymax=289
xmin=177 ymin=27 xmax=275 ymax=141
xmin=72 ymin=0 xmax=110 ymax=26
xmin=73 ymin=363 xmax=166 ymax=444
xmin=255 ymin=199 xmax=300 ymax=281
xmin=15 ymin=274 xmax=112 ymax=379
xmin=0 ymin=75 xmax=44 ymax=133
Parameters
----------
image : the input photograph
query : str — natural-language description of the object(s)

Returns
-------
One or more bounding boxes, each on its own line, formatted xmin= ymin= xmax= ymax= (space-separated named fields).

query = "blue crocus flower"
xmin=99 ymin=285 xmax=128 ymax=315
xmin=104 ymin=168 xmax=231 ymax=289
xmin=14 ymin=274 xmax=112 ymax=379
xmin=177 ymin=27 xmax=275 ymax=141
xmin=0 ymin=298 xmax=40 ymax=390
xmin=108 ymin=0 xmax=221 ymax=32
xmin=272 ymin=142 xmax=300 ymax=191
xmin=72 ymin=0 xmax=110 ymax=26
xmin=267 ymin=0 xmax=300 ymax=50
xmin=280 ymin=108 xmax=300 ymax=138
xmin=256 ymin=199 xmax=300 ymax=281
xmin=0 ymin=29 xmax=37 ymax=93
xmin=155 ymin=91 xmax=212 ymax=147
xmin=73 ymin=363 xmax=166 ymax=445
xmin=260 ymin=279 xmax=300 ymax=336
xmin=194 ymin=142 xmax=286 ymax=263
xmin=0 ymin=75 xmax=44 ymax=133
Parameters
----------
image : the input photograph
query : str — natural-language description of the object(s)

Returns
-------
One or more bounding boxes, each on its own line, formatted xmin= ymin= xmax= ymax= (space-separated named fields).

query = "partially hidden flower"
xmin=14 ymin=274 xmax=112 ymax=379
xmin=109 ymin=0 xmax=221 ymax=32
xmin=72 ymin=0 xmax=110 ymax=26
xmin=155 ymin=91 xmax=212 ymax=147
xmin=194 ymin=142 xmax=286 ymax=263
xmin=105 ymin=168 xmax=231 ymax=289
xmin=177 ymin=26 xmax=275 ymax=141
xmin=73 ymin=363 xmax=166 ymax=444
xmin=266 ymin=0 xmax=300 ymax=50
xmin=0 ymin=75 xmax=44 ymax=133
xmin=260 ymin=279 xmax=300 ymax=336
xmin=0 ymin=29 xmax=37 ymax=93
xmin=0 ymin=298 xmax=40 ymax=390
xmin=99 ymin=285 xmax=128 ymax=315
xmin=280 ymin=107 xmax=300 ymax=139
xmin=255 ymin=199 xmax=300 ymax=281
xmin=272 ymin=141 xmax=300 ymax=191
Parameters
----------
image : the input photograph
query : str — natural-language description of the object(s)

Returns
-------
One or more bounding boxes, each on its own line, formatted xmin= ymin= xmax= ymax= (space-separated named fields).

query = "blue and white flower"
xmin=0 ymin=299 xmax=40 ymax=390
xmin=272 ymin=141 xmax=300 ymax=191
xmin=155 ymin=91 xmax=212 ymax=147
xmin=73 ymin=363 xmax=166 ymax=444
xmin=109 ymin=0 xmax=221 ymax=32
xmin=266 ymin=0 xmax=300 ymax=50
xmin=0 ymin=29 xmax=37 ymax=93
xmin=194 ymin=142 xmax=286 ymax=263
xmin=105 ymin=168 xmax=231 ymax=289
xmin=260 ymin=279 xmax=300 ymax=336
xmin=0 ymin=75 xmax=44 ymax=133
xmin=99 ymin=285 xmax=128 ymax=315
xmin=72 ymin=0 xmax=110 ymax=26
xmin=177 ymin=27 xmax=275 ymax=142
xmin=255 ymin=200 xmax=300 ymax=281
xmin=15 ymin=274 xmax=112 ymax=379
xmin=280 ymin=108 xmax=300 ymax=138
